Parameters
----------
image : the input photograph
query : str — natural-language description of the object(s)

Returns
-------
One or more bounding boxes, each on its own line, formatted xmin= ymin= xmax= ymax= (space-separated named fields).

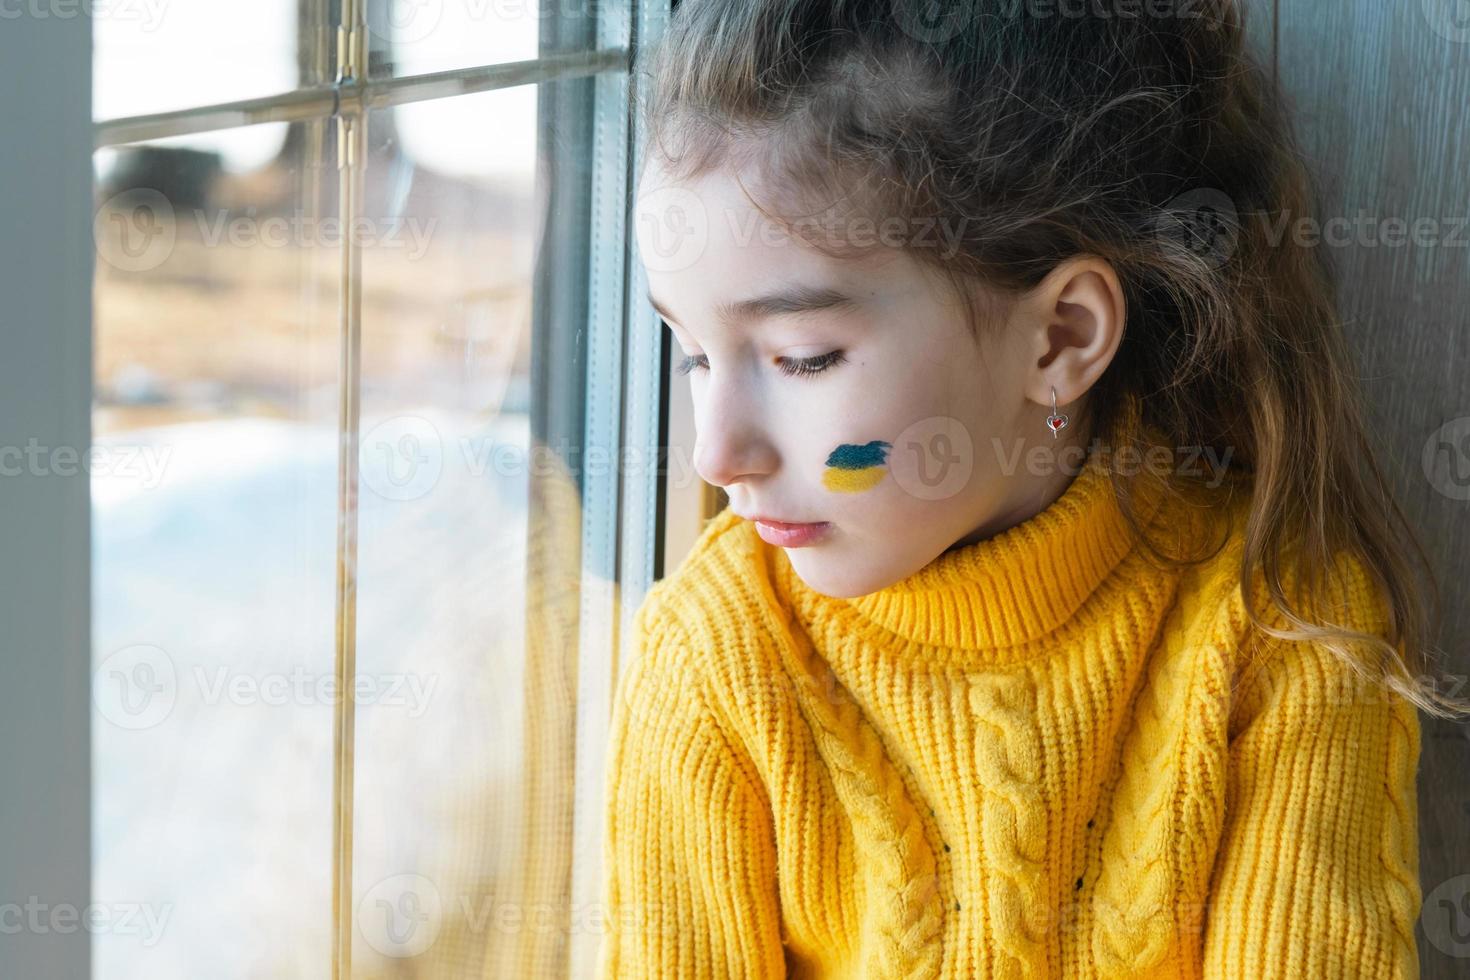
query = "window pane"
xmin=91 ymin=121 xmax=340 ymax=978
xmin=348 ymin=77 xmax=598 ymax=976
xmin=365 ymin=0 xmax=570 ymax=80
xmin=93 ymin=0 xmax=312 ymax=120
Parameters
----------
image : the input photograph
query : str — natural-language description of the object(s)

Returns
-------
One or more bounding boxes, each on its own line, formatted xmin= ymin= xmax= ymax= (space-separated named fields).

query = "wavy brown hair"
xmin=635 ymin=0 xmax=1469 ymax=719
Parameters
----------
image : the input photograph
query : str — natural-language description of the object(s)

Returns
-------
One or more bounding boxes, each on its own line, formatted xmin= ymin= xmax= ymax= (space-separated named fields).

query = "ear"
xmin=1020 ymin=255 xmax=1126 ymax=413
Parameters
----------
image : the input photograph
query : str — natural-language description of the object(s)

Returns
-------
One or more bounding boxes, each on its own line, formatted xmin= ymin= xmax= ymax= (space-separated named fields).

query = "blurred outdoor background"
xmin=90 ymin=3 xmax=582 ymax=977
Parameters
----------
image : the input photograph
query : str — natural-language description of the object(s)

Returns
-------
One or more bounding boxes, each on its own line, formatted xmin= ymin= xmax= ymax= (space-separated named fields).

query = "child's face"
xmin=636 ymin=160 xmax=1065 ymax=599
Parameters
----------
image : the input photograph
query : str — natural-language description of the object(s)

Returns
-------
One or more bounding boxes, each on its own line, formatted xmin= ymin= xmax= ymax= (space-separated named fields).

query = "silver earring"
xmin=1045 ymin=386 xmax=1069 ymax=438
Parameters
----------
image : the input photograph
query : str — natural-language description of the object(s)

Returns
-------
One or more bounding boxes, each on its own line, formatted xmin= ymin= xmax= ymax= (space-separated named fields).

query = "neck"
xmin=943 ymin=432 xmax=1093 ymax=554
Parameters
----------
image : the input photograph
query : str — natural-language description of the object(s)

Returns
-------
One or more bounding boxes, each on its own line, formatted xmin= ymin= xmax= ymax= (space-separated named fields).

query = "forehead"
xmin=634 ymin=160 xmax=912 ymax=322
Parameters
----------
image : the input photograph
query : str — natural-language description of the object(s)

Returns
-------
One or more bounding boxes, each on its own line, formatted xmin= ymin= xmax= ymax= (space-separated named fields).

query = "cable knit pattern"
xmin=1382 ymin=694 xmax=1423 ymax=967
xmin=1089 ymin=626 xmax=1202 ymax=976
xmin=763 ymin=621 xmax=946 ymax=978
xmin=597 ymin=445 xmax=1424 ymax=979
xmin=968 ymin=672 xmax=1048 ymax=978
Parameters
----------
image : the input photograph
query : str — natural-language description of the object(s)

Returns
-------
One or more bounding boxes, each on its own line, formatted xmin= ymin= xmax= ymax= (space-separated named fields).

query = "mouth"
xmin=747 ymin=516 xmax=834 ymax=548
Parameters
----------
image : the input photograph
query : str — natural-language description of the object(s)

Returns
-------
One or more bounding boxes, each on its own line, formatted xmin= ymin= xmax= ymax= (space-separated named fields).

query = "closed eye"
xmin=776 ymin=350 xmax=846 ymax=378
xmin=674 ymin=353 xmax=707 ymax=377
xmin=674 ymin=351 xmax=847 ymax=378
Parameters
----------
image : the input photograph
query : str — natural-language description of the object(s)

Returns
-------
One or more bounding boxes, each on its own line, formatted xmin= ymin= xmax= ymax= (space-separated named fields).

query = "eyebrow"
xmin=647 ymin=284 xmax=860 ymax=328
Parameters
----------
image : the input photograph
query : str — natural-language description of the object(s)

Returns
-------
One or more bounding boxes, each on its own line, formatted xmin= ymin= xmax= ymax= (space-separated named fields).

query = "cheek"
xmin=814 ymin=410 xmax=982 ymax=512
xmin=821 ymin=440 xmax=892 ymax=494
xmin=809 ymin=369 xmax=954 ymax=499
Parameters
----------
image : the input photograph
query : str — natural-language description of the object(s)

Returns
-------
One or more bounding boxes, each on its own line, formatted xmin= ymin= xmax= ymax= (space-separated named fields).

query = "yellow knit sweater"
xmin=596 ymin=449 xmax=1422 ymax=979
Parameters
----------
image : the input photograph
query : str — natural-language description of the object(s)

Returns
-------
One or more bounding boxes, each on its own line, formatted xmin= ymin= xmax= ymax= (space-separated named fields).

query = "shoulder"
xmin=633 ymin=504 xmax=779 ymax=656
xmin=1147 ymin=475 xmax=1393 ymax=679
xmin=622 ymin=504 xmax=788 ymax=716
xmin=613 ymin=506 xmax=788 ymax=797
xmin=1160 ymin=478 xmax=1404 ymax=722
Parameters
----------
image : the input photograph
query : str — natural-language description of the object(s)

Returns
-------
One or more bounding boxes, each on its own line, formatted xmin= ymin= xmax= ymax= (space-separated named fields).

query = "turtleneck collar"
xmin=772 ymin=442 xmax=1174 ymax=650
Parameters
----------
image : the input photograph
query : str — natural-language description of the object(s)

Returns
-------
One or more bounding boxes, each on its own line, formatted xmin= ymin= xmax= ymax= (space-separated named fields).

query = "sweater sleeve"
xmin=596 ymin=596 xmax=788 ymax=980
xmin=1202 ymin=565 xmax=1423 ymax=978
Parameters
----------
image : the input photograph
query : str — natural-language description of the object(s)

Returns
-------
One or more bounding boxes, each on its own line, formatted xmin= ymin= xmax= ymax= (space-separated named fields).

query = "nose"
xmin=691 ymin=373 xmax=778 ymax=489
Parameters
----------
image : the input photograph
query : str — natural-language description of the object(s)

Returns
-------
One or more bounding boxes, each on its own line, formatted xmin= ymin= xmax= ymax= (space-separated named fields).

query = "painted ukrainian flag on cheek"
xmin=822 ymin=440 xmax=892 ymax=493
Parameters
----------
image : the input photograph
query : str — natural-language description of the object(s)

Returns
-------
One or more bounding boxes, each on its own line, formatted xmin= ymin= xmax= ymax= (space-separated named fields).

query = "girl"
xmin=599 ymin=1 xmax=1470 ymax=977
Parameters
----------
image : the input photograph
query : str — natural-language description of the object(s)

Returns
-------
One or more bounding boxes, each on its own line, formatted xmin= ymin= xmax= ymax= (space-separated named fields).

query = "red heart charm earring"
xmin=1046 ymin=385 xmax=1069 ymax=438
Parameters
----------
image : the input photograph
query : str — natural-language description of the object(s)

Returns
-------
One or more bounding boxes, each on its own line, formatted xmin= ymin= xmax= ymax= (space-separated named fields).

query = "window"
xmin=89 ymin=2 xmax=681 ymax=975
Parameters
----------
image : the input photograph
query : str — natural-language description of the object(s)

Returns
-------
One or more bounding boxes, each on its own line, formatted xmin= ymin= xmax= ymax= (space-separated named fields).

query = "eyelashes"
xmin=672 ymin=354 xmax=703 ymax=377
xmin=659 ymin=316 xmax=847 ymax=378
xmin=674 ymin=350 xmax=847 ymax=379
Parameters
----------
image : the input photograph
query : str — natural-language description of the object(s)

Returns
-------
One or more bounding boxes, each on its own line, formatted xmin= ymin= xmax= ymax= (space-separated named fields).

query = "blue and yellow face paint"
xmin=822 ymin=440 xmax=891 ymax=494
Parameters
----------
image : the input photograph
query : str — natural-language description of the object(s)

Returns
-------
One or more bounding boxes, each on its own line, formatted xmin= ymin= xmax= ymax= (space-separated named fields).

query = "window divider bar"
xmin=565 ymin=0 xmax=635 ymax=972
xmin=567 ymin=3 xmax=671 ymax=978
xmin=94 ymin=47 xmax=629 ymax=150
xmin=329 ymin=1 xmax=368 ymax=978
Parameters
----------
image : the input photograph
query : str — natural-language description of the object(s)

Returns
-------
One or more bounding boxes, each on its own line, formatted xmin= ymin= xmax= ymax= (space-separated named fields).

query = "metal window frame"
xmin=0 ymin=10 xmax=93 ymax=980
xmin=567 ymin=0 xmax=670 ymax=973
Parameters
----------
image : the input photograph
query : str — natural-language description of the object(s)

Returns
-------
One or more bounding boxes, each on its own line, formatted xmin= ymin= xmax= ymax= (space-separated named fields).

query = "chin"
xmin=784 ymin=550 xmax=893 ymax=600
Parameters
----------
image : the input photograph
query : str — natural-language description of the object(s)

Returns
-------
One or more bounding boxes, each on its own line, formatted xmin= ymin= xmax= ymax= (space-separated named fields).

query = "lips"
xmin=749 ymin=516 xmax=818 ymax=529
xmin=747 ymin=515 xmax=833 ymax=548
